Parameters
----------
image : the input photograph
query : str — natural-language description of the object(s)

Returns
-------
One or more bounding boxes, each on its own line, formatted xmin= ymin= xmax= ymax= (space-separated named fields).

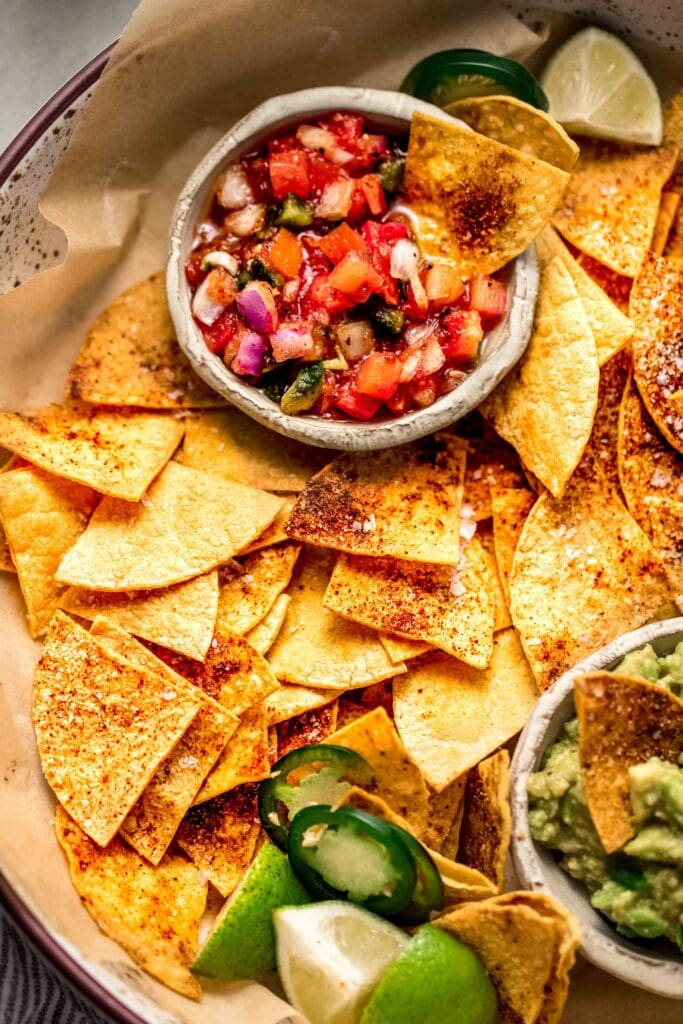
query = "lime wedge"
xmin=541 ymin=27 xmax=662 ymax=146
xmin=274 ymin=901 xmax=408 ymax=1024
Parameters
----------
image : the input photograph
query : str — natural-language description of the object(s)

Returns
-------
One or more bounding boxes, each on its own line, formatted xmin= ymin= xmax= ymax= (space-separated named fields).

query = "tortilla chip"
xmin=176 ymin=783 xmax=261 ymax=898
xmin=423 ymin=776 xmax=467 ymax=852
xmin=67 ymin=272 xmax=224 ymax=410
xmin=577 ymin=346 xmax=632 ymax=488
xmin=457 ymin=419 xmax=525 ymax=521
xmin=34 ymin=612 xmax=202 ymax=846
xmin=285 ymin=435 xmax=465 ymax=565
xmin=245 ymin=593 xmax=290 ymax=655
xmin=663 ymin=87 xmax=683 ymax=191
xmin=240 ymin=496 xmax=296 ymax=553
xmin=552 ymin=141 xmax=678 ymax=277
xmin=60 ymin=570 xmax=219 ymax=661
xmin=574 ymin=249 xmax=633 ymax=312
xmin=457 ymin=750 xmax=510 ymax=891
xmin=265 ymin=681 xmax=337 ymax=725
xmin=631 ymin=253 xmax=683 ymax=454
xmin=447 ymin=95 xmax=579 ymax=171
xmin=276 ymin=702 xmax=339 ymax=758
xmin=404 ymin=112 xmax=569 ymax=274
xmin=393 ymin=629 xmax=537 ymax=790
xmin=651 ymin=191 xmax=681 ymax=256
xmin=664 ymin=203 xmax=683 ymax=258
xmin=379 ymin=634 xmax=432 ymax=663
xmin=509 ymin=479 xmax=672 ymax=691
xmin=330 ymin=707 xmax=429 ymax=838
xmin=335 ymin=682 xmax=394 ymax=731
xmin=440 ymin=794 xmax=467 ymax=862
xmin=535 ymin=227 xmax=632 ymax=365
xmin=56 ymin=807 xmax=206 ymax=999
xmin=216 ymin=542 xmax=300 ymax=636
xmin=0 ymin=404 xmax=184 ymax=501
xmin=324 ymin=535 xmax=494 ymax=668
xmin=0 ymin=467 xmax=97 ymax=637
xmin=477 ymin=528 xmax=511 ymax=632
xmin=268 ymin=546 xmax=404 ymax=690
xmin=56 ymin=460 xmax=284 ymax=591
xmin=435 ymin=892 xmax=579 ymax=1024
xmin=149 ymin=632 xmax=279 ymax=716
xmin=0 ymin=524 xmax=13 ymax=572
xmin=193 ymin=702 xmax=270 ymax=805
xmin=481 ymin=256 xmax=599 ymax=498
xmin=637 ymin=498 xmax=683 ymax=595
xmin=89 ymin=619 xmax=237 ymax=863
xmin=491 ymin=487 xmax=536 ymax=604
xmin=179 ymin=409 xmax=329 ymax=491
xmin=575 ymin=670 xmax=683 ymax=853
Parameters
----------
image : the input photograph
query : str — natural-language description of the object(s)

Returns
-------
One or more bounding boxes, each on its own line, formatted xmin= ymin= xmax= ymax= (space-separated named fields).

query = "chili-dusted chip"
xmin=663 ymin=87 xmax=683 ymax=192
xmin=268 ymin=546 xmax=404 ymax=690
xmin=577 ymin=346 xmax=633 ymax=488
xmin=89 ymin=619 xmax=237 ymax=864
xmin=276 ymin=702 xmax=339 ymax=758
xmin=0 ymin=404 xmax=184 ymax=501
xmin=176 ymin=784 xmax=261 ymax=898
xmin=477 ymin=528 xmax=511 ymax=633
xmin=0 ymin=467 xmax=97 ymax=637
xmin=60 ymin=570 xmax=219 ymax=661
xmin=404 ymin=112 xmax=569 ymax=274
xmin=335 ymin=682 xmax=394 ymax=732
xmin=240 ymin=496 xmax=296 ymax=553
xmin=630 ymin=254 xmax=683 ymax=455
xmin=664 ymin=204 xmax=683 ymax=258
xmin=179 ymin=409 xmax=330 ymax=492
xmin=56 ymin=807 xmax=206 ymax=1000
xmin=379 ymin=635 xmax=432 ymax=663
xmin=67 ymin=273 xmax=224 ymax=410
xmin=265 ymin=681 xmax=337 ymax=726
xmin=34 ymin=612 xmax=202 ymax=846
xmin=56 ymin=461 xmax=284 ymax=591
xmin=216 ymin=543 xmax=300 ymax=636
xmin=457 ymin=418 xmax=525 ymax=521
xmin=423 ymin=776 xmax=467 ymax=853
xmin=447 ymin=95 xmax=579 ymax=171
xmin=651 ymin=192 xmax=681 ymax=256
xmin=394 ymin=630 xmax=536 ymax=790
xmin=193 ymin=703 xmax=270 ymax=805
xmin=535 ymin=227 xmax=632 ymax=365
xmin=285 ymin=435 xmax=465 ymax=565
xmin=575 ymin=670 xmax=683 ymax=853
xmin=245 ymin=594 xmax=290 ymax=655
xmin=552 ymin=141 xmax=678 ymax=278
xmin=491 ymin=488 xmax=536 ymax=604
xmin=636 ymin=499 xmax=683 ymax=596
xmin=481 ymin=257 xmax=599 ymax=498
xmin=456 ymin=750 xmax=510 ymax=891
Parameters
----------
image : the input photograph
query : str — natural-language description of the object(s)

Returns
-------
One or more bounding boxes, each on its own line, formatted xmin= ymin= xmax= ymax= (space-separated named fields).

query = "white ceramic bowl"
xmin=167 ymin=86 xmax=539 ymax=451
xmin=511 ymin=618 xmax=683 ymax=1000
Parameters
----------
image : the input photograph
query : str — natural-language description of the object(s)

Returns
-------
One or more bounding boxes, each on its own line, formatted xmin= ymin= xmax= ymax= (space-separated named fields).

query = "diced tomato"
xmin=334 ymin=382 xmax=382 ymax=420
xmin=359 ymin=175 xmax=386 ymax=216
xmin=243 ymin=156 xmax=271 ymax=201
xmin=307 ymin=154 xmax=340 ymax=196
xmin=441 ymin=310 xmax=484 ymax=361
xmin=347 ymin=182 xmax=368 ymax=222
xmin=407 ymin=377 xmax=438 ymax=408
xmin=355 ymin=352 xmax=402 ymax=400
xmin=185 ymin=255 xmax=206 ymax=289
xmin=303 ymin=273 xmax=354 ymax=319
xmin=269 ymin=149 xmax=310 ymax=201
xmin=384 ymin=387 xmax=411 ymax=415
xmin=468 ymin=275 xmax=507 ymax=320
xmin=316 ymin=223 xmax=367 ymax=265
xmin=328 ymin=251 xmax=385 ymax=301
xmin=202 ymin=309 xmax=239 ymax=355
xmin=425 ymin=264 xmax=465 ymax=308
xmin=269 ymin=228 xmax=303 ymax=277
xmin=361 ymin=220 xmax=409 ymax=249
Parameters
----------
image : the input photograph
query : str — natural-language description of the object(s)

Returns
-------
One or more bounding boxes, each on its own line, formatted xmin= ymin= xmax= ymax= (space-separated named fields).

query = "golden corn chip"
xmin=276 ymin=701 xmax=339 ymax=758
xmin=577 ymin=346 xmax=632 ymax=488
xmin=651 ymin=192 xmax=681 ymax=256
xmin=216 ymin=542 xmax=300 ymax=636
xmin=245 ymin=593 xmax=290 ymax=655
xmin=457 ymin=749 xmax=510 ymax=891
xmin=423 ymin=776 xmax=467 ymax=853
xmin=335 ymin=682 xmax=394 ymax=732
xmin=239 ymin=496 xmax=296 ymax=553
xmin=0 ymin=524 xmax=13 ymax=572
xmin=379 ymin=634 xmax=432 ymax=663
xmin=457 ymin=419 xmax=525 ymax=521
xmin=663 ymin=87 xmax=683 ymax=191
xmin=265 ymin=680 xmax=337 ymax=726
xmin=490 ymin=487 xmax=536 ymax=604
xmin=664 ymin=203 xmax=683 ymax=258
xmin=477 ymin=528 xmax=511 ymax=632
xmin=193 ymin=703 xmax=270 ymax=805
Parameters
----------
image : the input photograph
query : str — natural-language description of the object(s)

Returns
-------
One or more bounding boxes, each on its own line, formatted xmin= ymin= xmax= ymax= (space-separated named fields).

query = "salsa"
xmin=185 ymin=112 xmax=508 ymax=421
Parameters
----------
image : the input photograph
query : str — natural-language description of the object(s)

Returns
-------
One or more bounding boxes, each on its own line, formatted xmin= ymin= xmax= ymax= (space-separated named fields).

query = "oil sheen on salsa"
xmin=185 ymin=112 xmax=508 ymax=421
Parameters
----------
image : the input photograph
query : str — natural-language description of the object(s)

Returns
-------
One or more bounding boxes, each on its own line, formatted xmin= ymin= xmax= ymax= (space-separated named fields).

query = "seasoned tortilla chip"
xmin=423 ymin=776 xmax=467 ymax=853
xmin=330 ymin=707 xmax=429 ymax=838
xmin=491 ymin=488 xmax=536 ymax=604
xmin=435 ymin=892 xmax=579 ymax=1024
xmin=150 ymin=633 xmax=279 ymax=716
xmin=447 ymin=95 xmax=579 ymax=171
xmin=267 ymin=546 xmax=404 ymax=690
xmin=265 ymin=681 xmax=337 ymax=726
xmin=664 ymin=203 xmax=683 ymax=258
xmin=34 ymin=612 xmax=202 ymax=846
xmin=56 ymin=461 xmax=284 ymax=591
xmin=574 ymin=249 xmax=633 ymax=312
xmin=577 ymin=346 xmax=633 ymax=489
xmin=664 ymin=88 xmax=683 ymax=192
xmin=481 ymin=257 xmax=599 ymax=498
xmin=56 ymin=807 xmax=206 ymax=999
xmin=379 ymin=634 xmax=432 ymax=663
xmin=245 ymin=594 xmax=290 ymax=655
xmin=404 ymin=112 xmax=569 ymax=274
xmin=393 ymin=629 xmax=537 ymax=790
xmin=457 ymin=750 xmax=510 ymax=891
xmin=477 ymin=528 xmax=511 ymax=632
xmin=335 ymin=682 xmax=394 ymax=731
xmin=179 ymin=409 xmax=329 ymax=491
xmin=440 ymin=795 xmax=467 ymax=862
xmin=631 ymin=254 xmax=683 ymax=454
xmin=0 ymin=524 xmax=13 ymax=572
xmin=651 ymin=192 xmax=681 ymax=256
xmin=176 ymin=783 xmax=260 ymax=898
xmin=324 ymin=535 xmax=494 ymax=668
xmin=509 ymin=482 xmax=672 ymax=691
xmin=637 ymin=498 xmax=683 ymax=595
xmin=0 ymin=467 xmax=96 ymax=637
xmin=0 ymin=404 xmax=183 ymax=501
xmin=276 ymin=702 xmax=339 ymax=758
xmin=90 ymin=619 xmax=237 ymax=864
xmin=239 ymin=496 xmax=296 ymax=553
xmin=216 ymin=543 xmax=300 ymax=636
xmin=457 ymin=419 xmax=525 ymax=521
xmin=285 ymin=435 xmax=465 ymax=565
xmin=193 ymin=703 xmax=270 ymax=805
xmin=67 ymin=272 xmax=224 ymax=410
xmin=535 ymin=227 xmax=632 ymax=365
xmin=60 ymin=570 xmax=219 ymax=661
xmin=575 ymin=670 xmax=683 ymax=853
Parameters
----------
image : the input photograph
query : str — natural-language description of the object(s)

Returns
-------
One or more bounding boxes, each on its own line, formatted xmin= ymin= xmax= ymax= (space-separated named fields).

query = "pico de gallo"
xmin=185 ymin=112 xmax=508 ymax=421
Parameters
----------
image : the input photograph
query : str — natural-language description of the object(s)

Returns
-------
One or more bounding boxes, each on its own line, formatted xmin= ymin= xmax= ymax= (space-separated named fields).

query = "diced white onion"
xmin=216 ymin=162 xmax=254 ymax=209
xmin=224 ymin=203 xmax=266 ymax=237
xmin=316 ymin=178 xmax=354 ymax=221
xmin=390 ymin=238 xmax=419 ymax=281
xmin=334 ymin=320 xmax=375 ymax=362
xmin=203 ymin=250 xmax=239 ymax=275
xmin=282 ymin=278 xmax=300 ymax=303
xmin=409 ymin=270 xmax=428 ymax=311
xmin=192 ymin=275 xmax=225 ymax=326
xmin=420 ymin=336 xmax=446 ymax=375
xmin=296 ymin=125 xmax=353 ymax=165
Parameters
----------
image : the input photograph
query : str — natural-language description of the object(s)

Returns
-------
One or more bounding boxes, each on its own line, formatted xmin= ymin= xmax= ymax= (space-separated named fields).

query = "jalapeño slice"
xmin=287 ymin=805 xmax=417 ymax=917
xmin=389 ymin=826 xmax=444 ymax=924
xmin=258 ymin=744 xmax=374 ymax=850
xmin=400 ymin=49 xmax=548 ymax=112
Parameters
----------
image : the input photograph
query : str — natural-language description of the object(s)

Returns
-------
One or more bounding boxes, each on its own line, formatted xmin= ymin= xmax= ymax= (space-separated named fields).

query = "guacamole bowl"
xmin=510 ymin=618 xmax=683 ymax=1000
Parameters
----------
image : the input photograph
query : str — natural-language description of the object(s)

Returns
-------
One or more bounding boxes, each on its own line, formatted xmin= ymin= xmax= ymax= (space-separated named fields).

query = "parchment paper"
xmin=0 ymin=2 xmax=680 ymax=1022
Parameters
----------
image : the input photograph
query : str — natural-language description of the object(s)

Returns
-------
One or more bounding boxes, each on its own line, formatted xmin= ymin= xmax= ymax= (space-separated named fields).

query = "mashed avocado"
xmin=528 ymin=644 xmax=683 ymax=953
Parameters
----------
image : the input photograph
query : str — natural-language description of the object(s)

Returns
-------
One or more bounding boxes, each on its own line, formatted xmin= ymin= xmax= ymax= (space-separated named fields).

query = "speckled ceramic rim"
xmin=167 ymin=86 xmax=539 ymax=450
xmin=510 ymin=617 xmax=683 ymax=1000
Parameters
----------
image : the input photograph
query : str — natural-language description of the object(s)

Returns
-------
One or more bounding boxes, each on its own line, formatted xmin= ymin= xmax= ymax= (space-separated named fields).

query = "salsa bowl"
xmin=510 ymin=618 xmax=683 ymax=1000
xmin=167 ymin=86 xmax=539 ymax=451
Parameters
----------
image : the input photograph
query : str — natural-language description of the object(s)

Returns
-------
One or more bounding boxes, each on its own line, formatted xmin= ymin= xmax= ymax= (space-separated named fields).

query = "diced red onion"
xmin=203 ymin=250 xmax=239 ymax=275
xmin=192 ymin=275 xmax=226 ymax=326
xmin=390 ymin=238 xmax=420 ymax=281
xmin=231 ymin=330 xmax=268 ymax=376
xmin=217 ymin=162 xmax=254 ymax=209
xmin=237 ymin=280 xmax=279 ymax=333
xmin=296 ymin=125 xmax=353 ymax=165
xmin=316 ymin=178 xmax=355 ymax=221
xmin=224 ymin=203 xmax=266 ymax=237
xmin=334 ymin=320 xmax=375 ymax=362
xmin=270 ymin=324 xmax=317 ymax=363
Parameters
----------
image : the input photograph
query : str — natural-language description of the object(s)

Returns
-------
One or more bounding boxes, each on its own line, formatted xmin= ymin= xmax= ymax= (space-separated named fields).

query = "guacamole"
xmin=527 ymin=643 xmax=683 ymax=953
